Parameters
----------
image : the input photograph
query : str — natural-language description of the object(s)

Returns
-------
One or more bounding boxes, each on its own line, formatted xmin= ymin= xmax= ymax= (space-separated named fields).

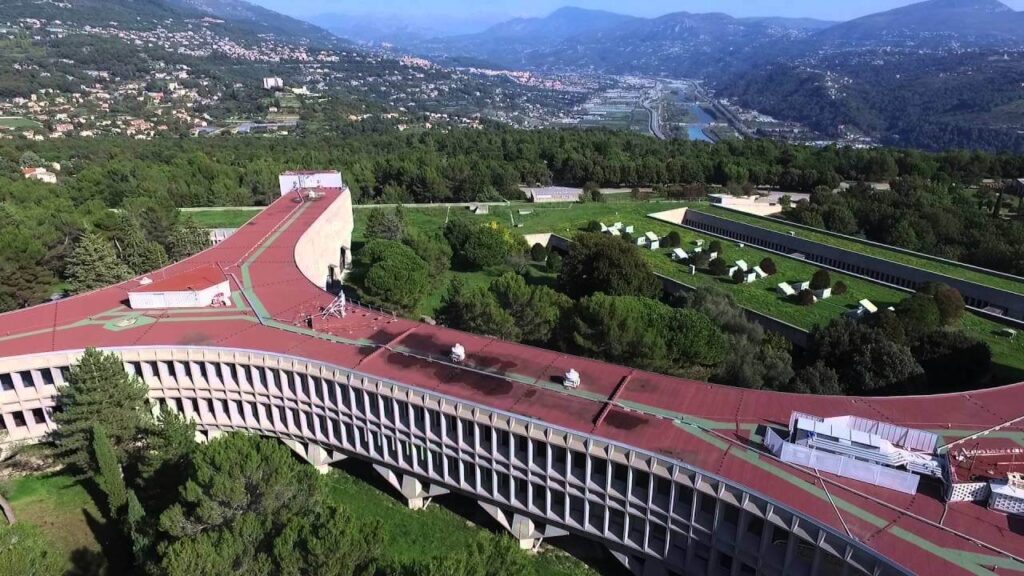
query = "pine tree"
xmin=52 ymin=349 xmax=150 ymax=474
xmin=169 ymin=218 xmax=211 ymax=261
xmin=66 ymin=232 xmax=133 ymax=294
xmin=114 ymin=214 xmax=168 ymax=274
xmin=0 ymin=230 xmax=54 ymax=312
xmin=92 ymin=425 xmax=129 ymax=518
xmin=137 ymin=405 xmax=196 ymax=514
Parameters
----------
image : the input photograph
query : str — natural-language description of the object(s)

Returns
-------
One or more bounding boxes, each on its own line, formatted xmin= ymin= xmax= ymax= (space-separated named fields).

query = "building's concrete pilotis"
xmin=373 ymin=464 xmax=450 ymax=510
xmin=0 ymin=348 xmax=908 ymax=576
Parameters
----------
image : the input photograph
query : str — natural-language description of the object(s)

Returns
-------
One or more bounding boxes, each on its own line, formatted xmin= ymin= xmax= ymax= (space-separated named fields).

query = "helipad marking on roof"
xmin=103 ymin=315 xmax=156 ymax=332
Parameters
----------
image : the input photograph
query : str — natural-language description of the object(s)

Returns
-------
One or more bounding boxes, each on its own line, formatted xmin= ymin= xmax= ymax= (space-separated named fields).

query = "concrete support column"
xmin=609 ymin=549 xmax=667 ymax=576
xmin=373 ymin=464 xmax=449 ymax=509
xmin=195 ymin=428 xmax=223 ymax=444
xmin=478 ymin=502 xmax=567 ymax=551
xmin=284 ymin=439 xmax=347 ymax=474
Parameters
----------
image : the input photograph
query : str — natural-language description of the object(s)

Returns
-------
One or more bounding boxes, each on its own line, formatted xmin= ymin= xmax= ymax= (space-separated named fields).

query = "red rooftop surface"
xmin=2 ymin=188 xmax=1024 ymax=575
xmin=130 ymin=264 xmax=227 ymax=293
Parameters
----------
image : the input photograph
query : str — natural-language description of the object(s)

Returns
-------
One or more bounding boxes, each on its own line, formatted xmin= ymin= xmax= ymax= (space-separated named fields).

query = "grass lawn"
xmin=705 ymin=206 xmax=1024 ymax=296
xmin=181 ymin=207 xmax=263 ymax=228
xmin=0 ymin=116 xmax=42 ymax=130
xmin=8 ymin=467 xmax=595 ymax=576
xmin=354 ymin=201 xmax=1024 ymax=382
xmin=324 ymin=468 xmax=596 ymax=575
xmin=6 ymin=473 xmax=115 ymax=575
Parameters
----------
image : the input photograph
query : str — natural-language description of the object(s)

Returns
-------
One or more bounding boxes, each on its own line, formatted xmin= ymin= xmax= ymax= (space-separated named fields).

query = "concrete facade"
xmin=0 ymin=347 xmax=905 ymax=576
xmin=294 ymin=191 xmax=354 ymax=285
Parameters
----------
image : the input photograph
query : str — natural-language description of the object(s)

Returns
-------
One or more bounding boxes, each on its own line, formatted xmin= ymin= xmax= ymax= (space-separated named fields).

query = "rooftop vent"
xmin=564 ymin=369 xmax=581 ymax=389
xmin=139 ymin=277 xmax=153 ymax=286
xmin=450 ymin=344 xmax=466 ymax=364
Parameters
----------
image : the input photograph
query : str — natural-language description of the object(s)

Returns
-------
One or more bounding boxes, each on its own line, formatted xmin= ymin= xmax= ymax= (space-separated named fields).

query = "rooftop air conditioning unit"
xmin=564 ymin=369 xmax=581 ymax=389
xmin=139 ymin=277 xmax=153 ymax=286
xmin=451 ymin=344 xmax=466 ymax=364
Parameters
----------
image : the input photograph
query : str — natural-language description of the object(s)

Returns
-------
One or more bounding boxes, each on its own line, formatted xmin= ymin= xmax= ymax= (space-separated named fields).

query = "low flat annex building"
xmin=4 ymin=174 xmax=1024 ymax=576
xmin=279 ymin=170 xmax=344 ymax=197
xmin=524 ymin=186 xmax=583 ymax=203
xmin=127 ymin=265 xmax=230 ymax=309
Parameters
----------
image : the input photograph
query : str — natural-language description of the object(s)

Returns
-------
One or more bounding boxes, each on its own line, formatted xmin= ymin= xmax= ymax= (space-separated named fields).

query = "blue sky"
xmin=254 ymin=0 xmax=1024 ymax=21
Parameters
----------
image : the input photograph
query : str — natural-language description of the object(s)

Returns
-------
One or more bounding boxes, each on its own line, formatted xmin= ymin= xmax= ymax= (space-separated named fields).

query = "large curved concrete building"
xmin=2 ymin=186 xmax=1024 ymax=576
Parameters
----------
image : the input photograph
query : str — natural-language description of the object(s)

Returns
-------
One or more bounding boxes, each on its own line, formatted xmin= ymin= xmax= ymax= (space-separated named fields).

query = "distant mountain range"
xmin=0 ymin=0 xmax=341 ymax=46
xmin=166 ymin=0 xmax=341 ymax=45
xmin=395 ymin=0 xmax=1024 ymax=152
xmin=407 ymin=0 xmax=1024 ymax=75
xmin=811 ymin=0 xmax=1024 ymax=50
xmin=310 ymin=12 xmax=510 ymax=45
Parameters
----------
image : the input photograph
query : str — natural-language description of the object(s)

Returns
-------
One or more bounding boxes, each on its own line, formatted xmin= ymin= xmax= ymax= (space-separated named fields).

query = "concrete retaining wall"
xmin=682 ymin=210 xmax=1024 ymax=322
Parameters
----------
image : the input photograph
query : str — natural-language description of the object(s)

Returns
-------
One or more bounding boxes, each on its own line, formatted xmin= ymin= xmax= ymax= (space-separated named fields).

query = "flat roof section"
xmin=131 ymin=265 xmax=227 ymax=293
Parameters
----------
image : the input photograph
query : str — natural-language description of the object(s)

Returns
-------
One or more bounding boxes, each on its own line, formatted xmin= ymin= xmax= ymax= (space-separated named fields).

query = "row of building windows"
xmin=1 ymin=359 xmax=892 ymax=576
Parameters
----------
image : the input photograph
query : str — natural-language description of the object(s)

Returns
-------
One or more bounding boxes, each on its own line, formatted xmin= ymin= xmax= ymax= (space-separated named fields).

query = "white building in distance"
xmin=263 ymin=77 xmax=284 ymax=90
xmin=279 ymin=171 xmax=344 ymax=197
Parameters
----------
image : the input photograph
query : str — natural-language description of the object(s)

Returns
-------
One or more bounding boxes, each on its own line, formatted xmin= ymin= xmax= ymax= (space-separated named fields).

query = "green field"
xmin=324 ymin=468 xmax=596 ymax=575
xmin=6 ymin=468 xmax=595 ymax=576
xmin=182 ymin=207 xmax=263 ymax=228
xmin=353 ymin=201 xmax=1024 ymax=381
xmin=705 ymin=206 xmax=1024 ymax=296
xmin=6 ymin=473 xmax=117 ymax=575
xmin=0 ymin=116 xmax=42 ymax=130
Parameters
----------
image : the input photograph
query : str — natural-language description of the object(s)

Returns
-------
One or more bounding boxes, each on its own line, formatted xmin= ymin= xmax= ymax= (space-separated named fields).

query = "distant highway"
xmin=641 ymin=98 xmax=666 ymax=140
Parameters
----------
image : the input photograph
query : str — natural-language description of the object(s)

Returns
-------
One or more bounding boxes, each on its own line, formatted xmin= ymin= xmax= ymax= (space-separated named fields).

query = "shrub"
xmin=833 ymin=281 xmax=849 ymax=296
xmin=709 ymin=240 xmax=723 ymax=254
xmin=759 ymin=257 xmax=777 ymax=276
xmin=810 ymin=269 xmax=832 ymax=291
xmin=797 ymin=289 xmax=816 ymax=306
xmin=731 ymin=268 xmax=745 ymax=284
xmin=546 ymin=251 xmax=562 ymax=273
xmin=925 ymin=283 xmax=966 ymax=326
xmin=693 ymin=251 xmax=711 ymax=269
xmin=665 ymin=231 xmax=682 ymax=248
xmin=585 ymin=220 xmax=603 ymax=233
xmin=708 ymin=257 xmax=729 ymax=276
xmin=530 ymin=243 xmax=548 ymax=263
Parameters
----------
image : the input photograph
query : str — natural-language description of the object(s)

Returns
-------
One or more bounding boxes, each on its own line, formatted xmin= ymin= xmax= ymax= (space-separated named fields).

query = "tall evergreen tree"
xmin=93 ymin=425 xmax=129 ymax=519
xmin=114 ymin=214 xmax=168 ymax=274
xmin=52 ymin=348 xmax=150 ymax=473
xmin=66 ymin=232 xmax=133 ymax=294
xmin=0 ymin=230 xmax=54 ymax=312
xmin=169 ymin=218 xmax=211 ymax=261
xmin=137 ymin=405 xmax=197 ymax=515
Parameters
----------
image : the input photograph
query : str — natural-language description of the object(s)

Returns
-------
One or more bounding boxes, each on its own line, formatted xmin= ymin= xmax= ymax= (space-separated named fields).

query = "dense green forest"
xmin=7 ymin=128 xmax=1024 ymax=312
xmin=783 ymin=179 xmax=1024 ymax=275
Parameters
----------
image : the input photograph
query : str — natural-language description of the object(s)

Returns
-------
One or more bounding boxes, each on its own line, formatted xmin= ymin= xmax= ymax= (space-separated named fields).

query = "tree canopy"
xmin=52 ymin=348 xmax=150 ymax=473
xmin=558 ymin=233 xmax=660 ymax=300
xmin=356 ymin=240 xmax=431 ymax=312
xmin=157 ymin=434 xmax=383 ymax=576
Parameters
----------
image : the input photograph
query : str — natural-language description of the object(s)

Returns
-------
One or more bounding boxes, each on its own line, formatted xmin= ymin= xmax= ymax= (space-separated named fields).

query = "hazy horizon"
xmin=251 ymin=0 xmax=1024 ymax=22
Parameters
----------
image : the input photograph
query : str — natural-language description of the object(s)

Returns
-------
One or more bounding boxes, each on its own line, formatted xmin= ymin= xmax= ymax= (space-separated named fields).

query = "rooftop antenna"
xmin=321 ymin=292 xmax=347 ymax=319
xmin=939 ymin=414 xmax=1024 ymax=452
